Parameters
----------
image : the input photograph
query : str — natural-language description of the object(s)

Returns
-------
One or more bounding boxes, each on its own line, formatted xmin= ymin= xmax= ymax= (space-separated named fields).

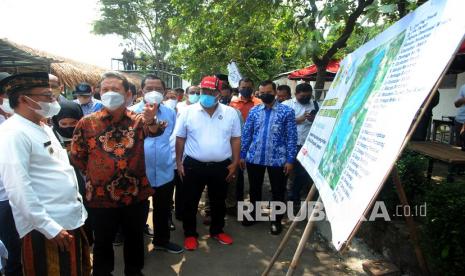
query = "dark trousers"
xmin=89 ymin=200 xmax=149 ymax=276
xmin=289 ymin=146 xmax=312 ymax=205
xmin=246 ymin=163 xmax=287 ymax=222
xmin=182 ymin=156 xmax=229 ymax=237
xmin=236 ymin=168 xmax=245 ymax=202
xmin=454 ymin=120 xmax=463 ymax=147
xmin=152 ymin=182 xmax=175 ymax=245
xmin=173 ymin=170 xmax=184 ymax=219
xmin=0 ymin=200 xmax=22 ymax=276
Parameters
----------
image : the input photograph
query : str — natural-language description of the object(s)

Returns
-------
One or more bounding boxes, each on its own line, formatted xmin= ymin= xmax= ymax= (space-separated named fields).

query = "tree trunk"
xmin=314 ymin=62 xmax=328 ymax=101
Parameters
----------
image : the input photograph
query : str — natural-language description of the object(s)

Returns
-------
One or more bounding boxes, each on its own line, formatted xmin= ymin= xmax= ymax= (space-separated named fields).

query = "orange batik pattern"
xmin=70 ymin=109 xmax=153 ymax=208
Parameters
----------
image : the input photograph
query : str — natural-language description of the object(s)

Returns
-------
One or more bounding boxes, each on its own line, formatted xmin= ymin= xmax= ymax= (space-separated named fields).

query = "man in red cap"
xmin=174 ymin=75 xmax=241 ymax=250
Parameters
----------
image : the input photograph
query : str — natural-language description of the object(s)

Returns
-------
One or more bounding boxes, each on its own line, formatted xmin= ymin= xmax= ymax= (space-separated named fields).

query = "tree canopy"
xmin=93 ymin=0 xmax=424 ymax=89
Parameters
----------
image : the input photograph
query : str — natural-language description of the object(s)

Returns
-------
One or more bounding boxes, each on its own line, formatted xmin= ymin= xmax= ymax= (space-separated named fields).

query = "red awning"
xmin=288 ymin=60 xmax=340 ymax=80
xmin=459 ymin=40 xmax=465 ymax=54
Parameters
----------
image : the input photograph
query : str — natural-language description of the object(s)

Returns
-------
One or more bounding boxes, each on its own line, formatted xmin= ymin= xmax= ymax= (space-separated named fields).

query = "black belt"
xmin=184 ymin=156 xmax=230 ymax=167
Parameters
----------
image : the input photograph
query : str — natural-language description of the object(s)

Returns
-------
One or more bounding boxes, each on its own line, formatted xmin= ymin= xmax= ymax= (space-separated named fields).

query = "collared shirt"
xmin=456 ymin=84 xmax=465 ymax=123
xmin=74 ymin=98 xmax=103 ymax=116
xmin=0 ymin=114 xmax=87 ymax=239
xmin=70 ymin=108 xmax=156 ymax=208
xmin=176 ymin=101 xmax=189 ymax=116
xmin=282 ymin=98 xmax=317 ymax=146
xmin=229 ymin=96 xmax=262 ymax=121
xmin=241 ymin=102 xmax=298 ymax=167
xmin=129 ymin=101 xmax=176 ymax=187
xmin=175 ymin=103 xmax=241 ymax=162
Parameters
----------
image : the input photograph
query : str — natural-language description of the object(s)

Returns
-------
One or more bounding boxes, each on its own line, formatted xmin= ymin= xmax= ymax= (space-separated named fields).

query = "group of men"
xmin=0 ymin=71 xmax=319 ymax=275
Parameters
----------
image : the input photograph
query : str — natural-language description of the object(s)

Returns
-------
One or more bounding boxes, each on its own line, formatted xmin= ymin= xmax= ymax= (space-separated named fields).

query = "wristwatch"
xmin=146 ymin=116 xmax=158 ymax=126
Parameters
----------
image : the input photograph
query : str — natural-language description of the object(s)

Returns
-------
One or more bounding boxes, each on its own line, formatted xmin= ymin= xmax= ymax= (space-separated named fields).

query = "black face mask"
xmin=56 ymin=127 xmax=75 ymax=139
xmin=51 ymin=100 xmax=83 ymax=140
xmin=239 ymin=88 xmax=253 ymax=98
xmin=298 ymin=97 xmax=311 ymax=105
xmin=220 ymin=96 xmax=231 ymax=105
xmin=260 ymin=93 xmax=275 ymax=104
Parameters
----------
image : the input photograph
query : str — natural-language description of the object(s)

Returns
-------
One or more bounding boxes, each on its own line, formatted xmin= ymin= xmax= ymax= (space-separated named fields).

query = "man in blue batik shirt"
xmin=240 ymin=80 xmax=298 ymax=235
xmin=129 ymin=74 xmax=183 ymax=254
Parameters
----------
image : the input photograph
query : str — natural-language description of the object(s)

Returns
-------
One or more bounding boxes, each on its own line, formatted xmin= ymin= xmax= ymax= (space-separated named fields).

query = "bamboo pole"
xmin=286 ymin=196 xmax=322 ymax=276
xmin=262 ymin=184 xmax=317 ymax=276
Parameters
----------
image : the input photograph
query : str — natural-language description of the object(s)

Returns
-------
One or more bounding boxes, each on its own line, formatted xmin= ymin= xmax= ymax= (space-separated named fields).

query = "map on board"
xmin=297 ymin=0 xmax=465 ymax=250
xmin=320 ymin=32 xmax=405 ymax=190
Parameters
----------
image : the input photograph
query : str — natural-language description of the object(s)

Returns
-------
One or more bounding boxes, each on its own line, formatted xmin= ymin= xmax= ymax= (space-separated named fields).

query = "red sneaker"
xmin=184 ymin=237 xmax=198 ymax=250
xmin=211 ymin=232 xmax=233 ymax=245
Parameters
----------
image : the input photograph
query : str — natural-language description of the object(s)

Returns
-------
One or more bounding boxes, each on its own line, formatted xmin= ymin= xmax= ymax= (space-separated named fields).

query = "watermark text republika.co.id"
xmin=237 ymin=201 xmax=427 ymax=222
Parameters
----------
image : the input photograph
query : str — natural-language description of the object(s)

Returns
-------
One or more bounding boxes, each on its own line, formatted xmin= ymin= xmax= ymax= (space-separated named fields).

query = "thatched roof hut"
xmin=0 ymin=39 xmax=142 ymax=90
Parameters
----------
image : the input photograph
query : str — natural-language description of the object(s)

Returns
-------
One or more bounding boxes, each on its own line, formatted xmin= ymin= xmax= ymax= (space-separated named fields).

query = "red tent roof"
xmin=459 ymin=41 xmax=465 ymax=54
xmin=288 ymin=60 xmax=340 ymax=80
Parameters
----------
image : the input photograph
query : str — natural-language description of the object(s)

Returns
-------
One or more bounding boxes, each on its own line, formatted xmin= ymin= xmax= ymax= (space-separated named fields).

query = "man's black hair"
xmin=259 ymin=80 xmax=276 ymax=90
xmin=295 ymin=83 xmax=313 ymax=94
xmin=239 ymin=77 xmax=254 ymax=87
xmin=221 ymin=83 xmax=232 ymax=92
xmin=7 ymin=90 xmax=22 ymax=108
xmin=174 ymin=87 xmax=184 ymax=94
xmin=277 ymin=84 xmax=291 ymax=96
xmin=141 ymin=74 xmax=166 ymax=90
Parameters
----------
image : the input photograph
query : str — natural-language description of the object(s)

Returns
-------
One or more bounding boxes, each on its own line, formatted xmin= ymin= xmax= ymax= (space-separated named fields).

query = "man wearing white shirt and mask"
xmin=0 ymin=72 xmax=90 ymax=276
xmin=164 ymin=89 xmax=179 ymax=110
xmin=0 ymin=72 xmax=23 ymax=276
xmin=176 ymin=85 xmax=200 ymax=116
xmin=175 ymin=75 xmax=241 ymax=251
xmin=282 ymin=83 xmax=319 ymax=211
xmin=0 ymin=72 xmax=13 ymax=121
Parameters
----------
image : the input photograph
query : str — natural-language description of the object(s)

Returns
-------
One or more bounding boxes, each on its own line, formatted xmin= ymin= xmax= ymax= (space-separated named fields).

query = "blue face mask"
xmin=189 ymin=94 xmax=200 ymax=104
xmin=199 ymin=94 xmax=217 ymax=108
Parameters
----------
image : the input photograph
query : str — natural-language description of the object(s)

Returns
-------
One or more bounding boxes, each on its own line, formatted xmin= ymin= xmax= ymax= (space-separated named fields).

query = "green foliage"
xmin=93 ymin=0 xmax=177 ymax=63
xmin=379 ymin=150 xmax=465 ymax=274
xmin=422 ymin=181 xmax=465 ymax=275
xmin=169 ymin=0 xmax=300 ymax=84
xmin=378 ymin=150 xmax=429 ymax=214
xmin=92 ymin=0 xmax=423 ymax=85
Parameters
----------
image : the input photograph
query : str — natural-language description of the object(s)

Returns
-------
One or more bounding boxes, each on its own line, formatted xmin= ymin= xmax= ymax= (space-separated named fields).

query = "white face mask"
xmin=26 ymin=96 xmax=61 ymax=118
xmin=101 ymin=91 xmax=125 ymax=111
xmin=144 ymin=91 xmax=164 ymax=105
xmin=164 ymin=99 xmax=178 ymax=110
xmin=0 ymin=98 xmax=14 ymax=114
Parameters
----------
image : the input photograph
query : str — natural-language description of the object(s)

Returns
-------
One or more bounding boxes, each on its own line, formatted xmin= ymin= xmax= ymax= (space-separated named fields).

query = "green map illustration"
xmin=319 ymin=31 xmax=406 ymax=190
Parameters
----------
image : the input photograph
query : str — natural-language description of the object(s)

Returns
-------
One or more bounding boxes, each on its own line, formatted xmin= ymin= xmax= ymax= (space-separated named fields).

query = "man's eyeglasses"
xmin=188 ymin=91 xmax=200 ymax=95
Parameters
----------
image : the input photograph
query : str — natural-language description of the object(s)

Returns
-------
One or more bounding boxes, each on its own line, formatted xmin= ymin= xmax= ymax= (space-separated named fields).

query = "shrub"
xmin=421 ymin=181 xmax=465 ymax=275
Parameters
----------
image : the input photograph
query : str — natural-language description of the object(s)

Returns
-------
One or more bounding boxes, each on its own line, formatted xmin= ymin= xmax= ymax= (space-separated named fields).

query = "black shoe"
xmin=270 ymin=222 xmax=282 ymax=235
xmin=144 ymin=224 xmax=154 ymax=238
xmin=153 ymin=242 xmax=184 ymax=254
xmin=241 ymin=218 xmax=255 ymax=227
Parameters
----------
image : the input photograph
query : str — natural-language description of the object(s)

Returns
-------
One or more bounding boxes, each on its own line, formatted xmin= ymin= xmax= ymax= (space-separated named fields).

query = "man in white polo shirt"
xmin=175 ymin=75 xmax=241 ymax=251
